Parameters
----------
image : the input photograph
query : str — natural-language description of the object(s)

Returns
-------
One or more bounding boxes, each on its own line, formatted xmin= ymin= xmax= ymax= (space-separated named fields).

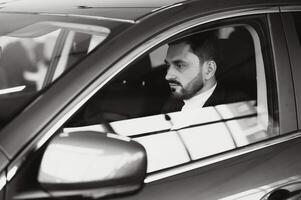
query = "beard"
xmin=170 ymin=77 xmax=204 ymax=100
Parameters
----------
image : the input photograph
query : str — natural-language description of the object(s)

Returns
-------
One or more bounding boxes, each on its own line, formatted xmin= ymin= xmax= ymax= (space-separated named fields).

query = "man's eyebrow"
xmin=164 ymin=59 xmax=186 ymax=65
xmin=173 ymin=60 xmax=186 ymax=65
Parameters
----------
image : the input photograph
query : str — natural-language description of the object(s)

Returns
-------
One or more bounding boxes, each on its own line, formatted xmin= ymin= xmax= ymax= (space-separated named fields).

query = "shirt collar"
xmin=182 ymin=83 xmax=217 ymax=111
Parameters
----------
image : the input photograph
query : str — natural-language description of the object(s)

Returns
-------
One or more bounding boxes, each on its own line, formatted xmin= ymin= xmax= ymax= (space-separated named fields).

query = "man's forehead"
xmin=166 ymin=42 xmax=192 ymax=61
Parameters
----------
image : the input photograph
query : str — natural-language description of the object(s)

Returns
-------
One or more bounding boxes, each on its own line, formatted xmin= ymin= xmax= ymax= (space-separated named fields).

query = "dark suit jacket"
xmin=162 ymin=83 xmax=254 ymax=113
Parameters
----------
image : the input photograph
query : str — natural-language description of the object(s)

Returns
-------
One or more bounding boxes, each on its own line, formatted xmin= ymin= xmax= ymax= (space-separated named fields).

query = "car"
xmin=0 ymin=0 xmax=301 ymax=199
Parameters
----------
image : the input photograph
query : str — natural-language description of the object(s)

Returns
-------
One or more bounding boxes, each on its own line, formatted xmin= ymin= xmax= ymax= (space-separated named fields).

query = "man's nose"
xmin=165 ymin=65 xmax=176 ymax=80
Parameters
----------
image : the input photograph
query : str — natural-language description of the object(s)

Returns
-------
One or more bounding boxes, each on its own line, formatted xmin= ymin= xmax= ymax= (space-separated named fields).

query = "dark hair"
xmin=169 ymin=31 xmax=219 ymax=65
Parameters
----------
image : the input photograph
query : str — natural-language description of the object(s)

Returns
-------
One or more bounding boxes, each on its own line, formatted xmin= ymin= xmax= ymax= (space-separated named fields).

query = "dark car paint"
xmin=268 ymin=13 xmax=297 ymax=134
xmin=0 ymin=190 xmax=3 ymax=200
xmin=281 ymin=12 xmax=301 ymax=130
xmin=114 ymin=135 xmax=301 ymax=200
xmin=0 ymin=0 xmax=301 ymax=199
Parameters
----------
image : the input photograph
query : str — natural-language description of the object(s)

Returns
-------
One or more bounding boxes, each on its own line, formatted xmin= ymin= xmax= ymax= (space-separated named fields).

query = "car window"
xmin=67 ymin=17 xmax=277 ymax=173
xmin=0 ymin=19 xmax=110 ymax=129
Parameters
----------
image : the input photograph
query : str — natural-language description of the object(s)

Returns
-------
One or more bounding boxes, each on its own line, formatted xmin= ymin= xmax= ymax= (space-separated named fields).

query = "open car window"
xmin=66 ymin=17 xmax=277 ymax=173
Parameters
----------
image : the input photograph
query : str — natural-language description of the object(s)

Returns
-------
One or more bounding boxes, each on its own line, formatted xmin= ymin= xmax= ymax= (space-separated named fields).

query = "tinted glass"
xmin=0 ymin=17 xmax=110 ymax=129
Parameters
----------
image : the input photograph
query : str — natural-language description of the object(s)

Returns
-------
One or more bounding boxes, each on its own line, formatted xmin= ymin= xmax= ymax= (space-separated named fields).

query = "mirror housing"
xmin=38 ymin=131 xmax=147 ymax=199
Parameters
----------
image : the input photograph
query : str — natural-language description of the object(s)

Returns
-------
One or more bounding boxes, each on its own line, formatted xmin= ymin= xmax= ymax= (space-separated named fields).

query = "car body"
xmin=0 ymin=0 xmax=301 ymax=199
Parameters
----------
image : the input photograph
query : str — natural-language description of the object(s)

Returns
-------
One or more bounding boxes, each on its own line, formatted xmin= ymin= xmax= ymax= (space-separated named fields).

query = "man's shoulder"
xmin=204 ymin=83 xmax=255 ymax=107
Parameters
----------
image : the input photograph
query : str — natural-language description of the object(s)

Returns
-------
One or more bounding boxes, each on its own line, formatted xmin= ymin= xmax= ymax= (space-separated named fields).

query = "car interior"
xmin=68 ymin=25 xmax=258 ymax=126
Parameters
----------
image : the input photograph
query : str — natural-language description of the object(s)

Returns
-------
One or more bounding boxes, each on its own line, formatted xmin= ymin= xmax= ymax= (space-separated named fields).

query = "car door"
xmin=84 ymin=9 xmax=299 ymax=200
xmin=70 ymin=9 xmax=300 ymax=199
xmin=1 ymin=4 xmax=301 ymax=200
xmin=106 ymin=11 xmax=300 ymax=200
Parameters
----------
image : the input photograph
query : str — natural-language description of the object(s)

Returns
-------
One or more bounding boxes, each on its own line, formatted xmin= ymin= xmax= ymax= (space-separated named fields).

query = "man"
xmin=163 ymin=32 xmax=222 ymax=112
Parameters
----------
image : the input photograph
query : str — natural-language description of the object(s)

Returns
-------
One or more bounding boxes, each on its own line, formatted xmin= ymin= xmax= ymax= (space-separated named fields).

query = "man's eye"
xmin=177 ymin=63 xmax=186 ymax=69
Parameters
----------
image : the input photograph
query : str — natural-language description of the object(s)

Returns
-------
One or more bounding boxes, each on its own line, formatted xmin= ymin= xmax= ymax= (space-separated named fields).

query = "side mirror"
xmin=38 ymin=131 xmax=147 ymax=199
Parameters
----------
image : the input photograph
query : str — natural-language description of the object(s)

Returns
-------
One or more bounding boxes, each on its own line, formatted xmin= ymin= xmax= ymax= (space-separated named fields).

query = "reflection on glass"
xmin=116 ymin=101 xmax=269 ymax=171
xmin=0 ymin=21 xmax=110 ymax=130
xmin=0 ymin=85 xmax=25 ymax=95
xmin=134 ymin=132 xmax=190 ymax=172
xmin=179 ymin=122 xmax=235 ymax=160
xmin=7 ymin=165 xmax=18 ymax=182
xmin=216 ymin=101 xmax=268 ymax=145
xmin=64 ymin=101 xmax=270 ymax=173
xmin=0 ymin=29 xmax=60 ymax=91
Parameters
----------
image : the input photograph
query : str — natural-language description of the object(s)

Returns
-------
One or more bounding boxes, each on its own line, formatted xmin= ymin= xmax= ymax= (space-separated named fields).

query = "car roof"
xmin=0 ymin=0 xmax=185 ymax=22
xmin=1 ymin=0 xmax=300 ymax=23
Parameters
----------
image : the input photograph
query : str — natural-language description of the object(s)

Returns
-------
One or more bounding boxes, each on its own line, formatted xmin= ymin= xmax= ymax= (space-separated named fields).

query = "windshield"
xmin=0 ymin=20 xmax=110 ymax=129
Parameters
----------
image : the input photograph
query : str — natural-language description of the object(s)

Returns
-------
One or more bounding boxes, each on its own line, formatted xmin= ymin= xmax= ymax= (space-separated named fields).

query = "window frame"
xmin=97 ymin=19 xmax=278 ymax=174
xmin=61 ymin=13 xmax=287 ymax=180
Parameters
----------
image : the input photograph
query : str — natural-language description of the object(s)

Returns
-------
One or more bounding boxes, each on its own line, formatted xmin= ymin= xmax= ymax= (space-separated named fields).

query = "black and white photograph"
xmin=0 ymin=0 xmax=301 ymax=199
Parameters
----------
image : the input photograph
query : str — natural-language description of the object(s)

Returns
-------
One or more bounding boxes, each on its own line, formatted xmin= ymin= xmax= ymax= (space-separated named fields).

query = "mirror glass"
xmin=38 ymin=131 xmax=147 ymax=184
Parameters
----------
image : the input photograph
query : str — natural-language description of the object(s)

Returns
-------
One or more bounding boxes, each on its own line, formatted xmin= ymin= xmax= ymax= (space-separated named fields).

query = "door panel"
xmin=114 ymin=134 xmax=301 ymax=200
xmin=0 ymin=190 xmax=4 ymax=200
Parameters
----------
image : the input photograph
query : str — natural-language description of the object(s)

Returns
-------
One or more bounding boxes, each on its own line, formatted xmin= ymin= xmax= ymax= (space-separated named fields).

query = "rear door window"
xmin=0 ymin=19 xmax=110 ymax=129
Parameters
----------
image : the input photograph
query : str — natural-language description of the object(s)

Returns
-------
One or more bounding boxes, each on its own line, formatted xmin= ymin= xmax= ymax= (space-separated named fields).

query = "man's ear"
xmin=204 ymin=60 xmax=217 ymax=80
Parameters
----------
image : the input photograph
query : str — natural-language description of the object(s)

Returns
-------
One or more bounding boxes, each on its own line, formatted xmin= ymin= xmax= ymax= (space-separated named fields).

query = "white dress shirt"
xmin=181 ymin=83 xmax=217 ymax=111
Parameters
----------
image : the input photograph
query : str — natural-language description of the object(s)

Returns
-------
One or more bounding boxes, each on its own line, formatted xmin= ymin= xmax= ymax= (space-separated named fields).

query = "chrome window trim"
xmin=280 ymin=6 xmax=301 ymax=12
xmin=0 ymin=11 xmax=136 ymax=24
xmin=151 ymin=2 xmax=184 ymax=13
xmin=8 ymin=7 xmax=283 ymax=183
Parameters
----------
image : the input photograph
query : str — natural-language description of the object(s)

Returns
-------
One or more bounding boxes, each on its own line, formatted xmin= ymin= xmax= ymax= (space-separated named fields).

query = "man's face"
xmin=165 ymin=42 xmax=206 ymax=100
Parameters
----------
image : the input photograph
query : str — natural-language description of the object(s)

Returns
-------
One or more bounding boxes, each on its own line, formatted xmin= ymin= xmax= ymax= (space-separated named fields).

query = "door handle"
xmin=261 ymin=182 xmax=301 ymax=200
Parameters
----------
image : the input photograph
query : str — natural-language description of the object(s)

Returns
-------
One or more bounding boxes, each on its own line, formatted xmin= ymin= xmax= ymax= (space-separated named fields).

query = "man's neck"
xmin=182 ymin=83 xmax=217 ymax=110
xmin=195 ymin=78 xmax=217 ymax=96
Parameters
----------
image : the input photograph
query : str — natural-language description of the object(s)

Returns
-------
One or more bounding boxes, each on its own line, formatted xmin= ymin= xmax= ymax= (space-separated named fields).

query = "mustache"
xmin=167 ymin=79 xmax=181 ymax=86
